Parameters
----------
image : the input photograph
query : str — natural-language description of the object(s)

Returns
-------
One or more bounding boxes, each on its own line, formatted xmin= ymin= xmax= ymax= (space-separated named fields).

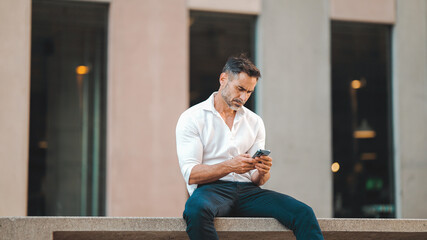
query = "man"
xmin=176 ymin=55 xmax=324 ymax=240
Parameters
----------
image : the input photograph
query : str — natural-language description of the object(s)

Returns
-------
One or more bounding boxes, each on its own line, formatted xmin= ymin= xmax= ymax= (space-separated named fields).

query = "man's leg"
xmin=235 ymin=183 xmax=324 ymax=240
xmin=183 ymin=181 xmax=237 ymax=240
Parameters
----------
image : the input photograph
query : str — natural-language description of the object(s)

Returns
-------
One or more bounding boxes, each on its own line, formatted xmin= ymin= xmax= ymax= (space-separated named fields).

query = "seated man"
xmin=176 ymin=54 xmax=324 ymax=240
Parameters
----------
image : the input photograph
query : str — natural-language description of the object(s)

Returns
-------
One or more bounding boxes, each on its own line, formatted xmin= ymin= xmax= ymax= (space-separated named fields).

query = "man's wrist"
xmin=220 ymin=159 xmax=234 ymax=174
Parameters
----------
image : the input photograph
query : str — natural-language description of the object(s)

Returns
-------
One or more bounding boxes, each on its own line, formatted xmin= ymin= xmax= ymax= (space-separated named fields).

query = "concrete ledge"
xmin=1 ymin=217 xmax=427 ymax=239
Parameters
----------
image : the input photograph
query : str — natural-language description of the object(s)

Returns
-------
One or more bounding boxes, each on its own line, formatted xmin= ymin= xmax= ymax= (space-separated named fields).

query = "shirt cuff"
xmin=182 ymin=163 xmax=197 ymax=185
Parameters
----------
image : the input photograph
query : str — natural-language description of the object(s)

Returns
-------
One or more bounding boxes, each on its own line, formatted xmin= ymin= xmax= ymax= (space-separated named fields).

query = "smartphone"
xmin=252 ymin=149 xmax=271 ymax=159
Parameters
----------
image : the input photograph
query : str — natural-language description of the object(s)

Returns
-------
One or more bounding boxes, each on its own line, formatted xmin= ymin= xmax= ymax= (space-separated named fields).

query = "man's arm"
xmin=189 ymin=154 xmax=256 ymax=185
xmin=251 ymin=155 xmax=272 ymax=186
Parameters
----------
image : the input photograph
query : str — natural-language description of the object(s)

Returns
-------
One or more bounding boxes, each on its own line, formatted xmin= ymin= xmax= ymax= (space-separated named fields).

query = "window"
xmin=190 ymin=11 xmax=257 ymax=110
xmin=28 ymin=0 xmax=108 ymax=216
xmin=331 ymin=21 xmax=394 ymax=218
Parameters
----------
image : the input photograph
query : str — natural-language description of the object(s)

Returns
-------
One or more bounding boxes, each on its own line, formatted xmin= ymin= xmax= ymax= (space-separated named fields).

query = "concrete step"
xmin=1 ymin=217 xmax=427 ymax=240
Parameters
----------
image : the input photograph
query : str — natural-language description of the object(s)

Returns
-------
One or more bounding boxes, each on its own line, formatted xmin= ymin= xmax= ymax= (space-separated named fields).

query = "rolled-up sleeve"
xmin=176 ymin=112 xmax=203 ymax=187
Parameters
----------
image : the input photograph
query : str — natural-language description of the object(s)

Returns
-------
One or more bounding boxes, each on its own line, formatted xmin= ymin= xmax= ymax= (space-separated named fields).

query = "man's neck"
xmin=214 ymin=92 xmax=236 ymax=117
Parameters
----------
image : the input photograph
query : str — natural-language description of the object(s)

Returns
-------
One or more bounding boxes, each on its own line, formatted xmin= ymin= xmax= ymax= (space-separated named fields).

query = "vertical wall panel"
xmin=0 ymin=0 xmax=31 ymax=216
xmin=107 ymin=0 xmax=188 ymax=216
xmin=259 ymin=0 xmax=332 ymax=217
xmin=394 ymin=0 xmax=427 ymax=218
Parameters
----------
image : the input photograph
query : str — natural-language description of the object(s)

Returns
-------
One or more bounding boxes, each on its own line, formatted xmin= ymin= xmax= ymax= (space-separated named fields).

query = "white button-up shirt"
xmin=176 ymin=92 xmax=266 ymax=196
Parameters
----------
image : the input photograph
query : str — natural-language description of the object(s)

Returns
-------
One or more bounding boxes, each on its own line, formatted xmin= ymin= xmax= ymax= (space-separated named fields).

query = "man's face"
xmin=220 ymin=72 xmax=257 ymax=111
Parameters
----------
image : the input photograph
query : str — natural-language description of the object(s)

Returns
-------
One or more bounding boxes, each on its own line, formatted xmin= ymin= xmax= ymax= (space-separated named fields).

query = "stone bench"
xmin=1 ymin=217 xmax=427 ymax=240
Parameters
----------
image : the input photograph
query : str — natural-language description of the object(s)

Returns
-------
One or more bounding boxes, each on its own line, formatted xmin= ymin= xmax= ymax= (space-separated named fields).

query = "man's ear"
xmin=219 ymin=72 xmax=228 ymax=86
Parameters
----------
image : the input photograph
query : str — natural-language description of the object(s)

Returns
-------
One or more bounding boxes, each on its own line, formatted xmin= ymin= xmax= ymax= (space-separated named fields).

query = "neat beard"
xmin=221 ymin=83 xmax=244 ymax=111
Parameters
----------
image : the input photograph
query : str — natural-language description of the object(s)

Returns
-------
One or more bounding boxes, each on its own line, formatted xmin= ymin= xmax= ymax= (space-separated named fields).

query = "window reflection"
xmin=190 ymin=11 xmax=257 ymax=110
xmin=28 ymin=0 xmax=108 ymax=216
xmin=331 ymin=22 xmax=394 ymax=218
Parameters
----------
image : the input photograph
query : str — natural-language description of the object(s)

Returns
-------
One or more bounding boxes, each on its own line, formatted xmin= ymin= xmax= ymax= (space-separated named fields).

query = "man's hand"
xmin=254 ymin=155 xmax=272 ymax=176
xmin=188 ymin=154 xmax=256 ymax=185
xmin=251 ymin=155 xmax=272 ymax=186
xmin=226 ymin=154 xmax=256 ymax=174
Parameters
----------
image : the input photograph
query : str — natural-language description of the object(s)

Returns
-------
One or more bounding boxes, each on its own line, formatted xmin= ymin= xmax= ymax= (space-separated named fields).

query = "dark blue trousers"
xmin=183 ymin=181 xmax=324 ymax=240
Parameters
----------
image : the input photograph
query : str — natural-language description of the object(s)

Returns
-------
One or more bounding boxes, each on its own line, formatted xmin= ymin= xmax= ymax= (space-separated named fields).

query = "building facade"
xmin=1 ymin=0 xmax=426 ymax=219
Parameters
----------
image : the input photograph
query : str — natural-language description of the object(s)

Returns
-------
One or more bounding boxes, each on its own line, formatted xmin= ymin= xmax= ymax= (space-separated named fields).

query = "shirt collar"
xmin=203 ymin=92 xmax=245 ymax=117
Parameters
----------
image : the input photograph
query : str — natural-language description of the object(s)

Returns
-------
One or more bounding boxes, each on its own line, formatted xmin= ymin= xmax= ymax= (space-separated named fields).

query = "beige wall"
xmin=107 ymin=0 xmax=188 ymax=216
xmin=188 ymin=0 xmax=261 ymax=14
xmin=0 ymin=0 xmax=31 ymax=216
xmin=330 ymin=0 xmax=395 ymax=24
xmin=394 ymin=0 xmax=427 ymax=218
xmin=259 ymin=0 xmax=332 ymax=217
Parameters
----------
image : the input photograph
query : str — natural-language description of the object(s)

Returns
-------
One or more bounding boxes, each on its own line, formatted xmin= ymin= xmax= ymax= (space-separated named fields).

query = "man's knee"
xmin=184 ymin=199 xmax=215 ymax=221
xmin=295 ymin=203 xmax=316 ymax=221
